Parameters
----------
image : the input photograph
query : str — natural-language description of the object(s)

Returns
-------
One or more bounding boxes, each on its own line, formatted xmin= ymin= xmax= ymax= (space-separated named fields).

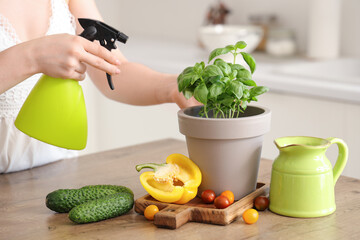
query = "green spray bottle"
xmin=15 ymin=18 xmax=128 ymax=150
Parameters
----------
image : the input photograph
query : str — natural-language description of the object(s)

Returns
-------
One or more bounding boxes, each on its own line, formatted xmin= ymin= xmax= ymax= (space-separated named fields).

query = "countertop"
xmin=1 ymin=139 xmax=360 ymax=240
xmin=120 ymin=37 xmax=360 ymax=104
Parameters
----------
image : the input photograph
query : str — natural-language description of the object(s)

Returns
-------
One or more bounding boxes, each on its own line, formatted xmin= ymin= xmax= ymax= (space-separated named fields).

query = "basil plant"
xmin=177 ymin=41 xmax=269 ymax=118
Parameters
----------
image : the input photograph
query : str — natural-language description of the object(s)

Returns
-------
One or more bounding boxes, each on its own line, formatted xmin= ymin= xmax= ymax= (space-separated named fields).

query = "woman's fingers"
xmin=75 ymin=62 xmax=87 ymax=74
xmin=72 ymin=71 xmax=86 ymax=81
xmin=81 ymin=51 xmax=120 ymax=75
xmin=79 ymin=37 xmax=121 ymax=74
xmin=72 ymin=62 xmax=87 ymax=81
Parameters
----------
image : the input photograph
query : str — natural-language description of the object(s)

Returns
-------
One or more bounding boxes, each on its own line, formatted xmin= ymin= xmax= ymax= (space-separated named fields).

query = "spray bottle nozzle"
xmin=78 ymin=18 xmax=128 ymax=90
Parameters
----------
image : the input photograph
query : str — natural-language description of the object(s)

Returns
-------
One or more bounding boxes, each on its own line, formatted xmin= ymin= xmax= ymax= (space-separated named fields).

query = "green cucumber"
xmin=46 ymin=185 xmax=133 ymax=213
xmin=69 ymin=192 xmax=134 ymax=224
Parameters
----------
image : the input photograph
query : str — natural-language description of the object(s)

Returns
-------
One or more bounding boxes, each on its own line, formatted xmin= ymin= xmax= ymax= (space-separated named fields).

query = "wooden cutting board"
xmin=134 ymin=182 xmax=269 ymax=229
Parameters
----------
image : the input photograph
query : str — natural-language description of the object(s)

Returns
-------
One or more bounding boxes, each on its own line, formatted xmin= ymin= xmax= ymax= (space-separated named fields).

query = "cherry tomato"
xmin=214 ymin=195 xmax=231 ymax=209
xmin=242 ymin=209 xmax=259 ymax=224
xmin=220 ymin=190 xmax=235 ymax=204
xmin=254 ymin=196 xmax=269 ymax=211
xmin=201 ymin=189 xmax=216 ymax=203
xmin=144 ymin=205 xmax=159 ymax=220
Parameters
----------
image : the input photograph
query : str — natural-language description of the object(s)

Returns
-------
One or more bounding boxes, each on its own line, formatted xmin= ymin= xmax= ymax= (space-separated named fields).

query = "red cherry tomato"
xmin=254 ymin=196 xmax=269 ymax=211
xmin=201 ymin=189 xmax=216 ymax=203
xmin=214 ymin=195 xmax=230 ymax=209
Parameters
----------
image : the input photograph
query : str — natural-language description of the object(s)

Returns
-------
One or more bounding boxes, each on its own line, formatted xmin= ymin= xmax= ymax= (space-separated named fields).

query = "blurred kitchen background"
xmin=80 ymin=0 xmax=360 ymax=179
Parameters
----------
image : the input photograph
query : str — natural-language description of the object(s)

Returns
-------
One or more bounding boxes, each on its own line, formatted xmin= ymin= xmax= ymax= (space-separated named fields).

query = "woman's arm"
xmin=0 ymin=34 xmax=121 ymax=94
xmin=69 ymin=0 xmax=198 ymax=108
xmin=0 ymin=41 xmax=37 ymax=93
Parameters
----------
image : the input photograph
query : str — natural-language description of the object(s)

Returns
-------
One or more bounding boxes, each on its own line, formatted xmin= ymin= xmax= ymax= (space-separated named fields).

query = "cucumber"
xmin=46 ymin=185 xmax=133 ymax=213
xmin=69 ymin=192 xmax=134 ymax=224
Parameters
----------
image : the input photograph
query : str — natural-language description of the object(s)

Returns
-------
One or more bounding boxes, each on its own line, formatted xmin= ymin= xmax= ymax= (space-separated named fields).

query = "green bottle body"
xmin=15 ymin=75 xmax=87 ymax=150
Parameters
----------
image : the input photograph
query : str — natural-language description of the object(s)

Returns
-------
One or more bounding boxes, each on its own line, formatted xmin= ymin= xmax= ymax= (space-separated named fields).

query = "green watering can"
xmin=15 ymin=19 xmax=128 ymax=150
xmin=269 ymin=136 xmax=348 ymax=218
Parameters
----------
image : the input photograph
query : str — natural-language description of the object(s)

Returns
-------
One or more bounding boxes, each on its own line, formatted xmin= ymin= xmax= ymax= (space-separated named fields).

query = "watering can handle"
xmin=326 ymin=137 xmax=348 ymax=185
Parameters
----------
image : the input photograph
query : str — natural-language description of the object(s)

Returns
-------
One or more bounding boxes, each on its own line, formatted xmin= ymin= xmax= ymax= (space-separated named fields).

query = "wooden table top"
xmin=1 ymin=139 xmax=360 ymax=240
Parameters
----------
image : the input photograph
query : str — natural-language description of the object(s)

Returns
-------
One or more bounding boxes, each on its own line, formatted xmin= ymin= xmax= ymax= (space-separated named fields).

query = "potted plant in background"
xmin=177 ymin=41 xmax=271 ymax=200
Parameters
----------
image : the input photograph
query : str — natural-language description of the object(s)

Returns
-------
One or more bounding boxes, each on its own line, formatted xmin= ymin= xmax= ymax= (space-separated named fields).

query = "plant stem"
xmin=216 ymin=105 xmax=225 ymax=118
xmin=204 ymin=105 xmax=209 ymax=118
xmin=233 ymin=52 xmax=237 ymax=64
xmin=198 ymin=75 xmax=209 ymax=118
xmin=135 ymin=163 xmax=167 ymax=172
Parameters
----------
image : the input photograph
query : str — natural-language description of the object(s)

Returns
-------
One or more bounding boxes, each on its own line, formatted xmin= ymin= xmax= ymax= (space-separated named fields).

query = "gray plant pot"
xmin=178 ymin=105 xmax=271 ymax=200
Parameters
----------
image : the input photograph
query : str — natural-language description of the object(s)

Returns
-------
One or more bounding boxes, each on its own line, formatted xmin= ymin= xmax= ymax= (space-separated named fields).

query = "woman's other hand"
xmin=170 ymin=84 xmax=201 ymax=109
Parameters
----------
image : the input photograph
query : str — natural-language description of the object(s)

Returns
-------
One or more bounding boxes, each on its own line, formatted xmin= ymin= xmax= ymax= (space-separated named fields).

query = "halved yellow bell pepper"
xmin=135 ymin=153 xmax=202 ymax=204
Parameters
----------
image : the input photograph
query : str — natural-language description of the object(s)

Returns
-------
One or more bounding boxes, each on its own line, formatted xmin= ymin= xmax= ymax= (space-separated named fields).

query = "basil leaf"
xmin=242 ymin=88 xmax=250 ymax=99
xmin=208 ymin=47 xmax=232 ymax=63
xmin=221 ymin=77 xmax=230 ymax=84
xmin=231 ymin=64 xmax=245 ymax=72
xmin=235 ymin=41 xmax=247 ymax=49
xmin=204 ymin=65 xmax=224 ymax=78
xmin=220 ymin=97 xmax=234 ymax=107
xmin=191 ymin=74 xmax=200 ymax=85
xmin=240 ymin=52 xmax=256 ymax=74
xmin=228 ymin=81 xmax=244 ymax=99
xmin=194 ymin=83 xmax=209 ymax=104
xmin=237 ymin=69 xmax=252 ymax=79
xmin=230 ymin=70 xmax=238 ymax=80
xmin=177 ymin=73 xmax=183 ymax=84
xmin=194 ymin=62 xmax=204 ymax=74
xmin=215 ymin=60 xmax=232 ymax=76
xmin=178 ymin=73 xmax=193 ymax=92
xmin=237 ymin=78 xmax=257 ymax=86
xmin=209 ymin=82 xmax=224 ymax=99
xmin=241 ymin=101 xmax=248 ymax=110
xmin=250 ymin=86 xmax=269 ymax=97
xmin=214 ymin=58 xmax=227 ymax=65
xmin=225 ymin=45 xmax=235 ymax=50
xmin=182 ymin=66 xmax=194 ymax=75
xmin=183 ymin=89 xmax=193 ymax=100
xmin=209 ymin=75 xmax=222 ymax=84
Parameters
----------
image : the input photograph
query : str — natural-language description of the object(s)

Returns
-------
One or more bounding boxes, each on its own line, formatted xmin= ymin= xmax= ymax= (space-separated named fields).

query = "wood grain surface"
xmin=1 ymin=139 xmax=360 ymax=240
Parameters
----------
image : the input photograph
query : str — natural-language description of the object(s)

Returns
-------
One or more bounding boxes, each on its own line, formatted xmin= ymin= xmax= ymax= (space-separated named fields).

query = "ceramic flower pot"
xmin=178 ymin=105 xmax=271 ymax=200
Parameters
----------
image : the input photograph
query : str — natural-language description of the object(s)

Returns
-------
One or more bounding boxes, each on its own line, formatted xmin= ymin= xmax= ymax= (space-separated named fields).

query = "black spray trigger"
xmin=106 ymin=73 xmax=114 ymax=90
xmin=78 ymin=18 xmax=129 ymax=90
xmin=79 ymin=26 xmax=97 ymax=41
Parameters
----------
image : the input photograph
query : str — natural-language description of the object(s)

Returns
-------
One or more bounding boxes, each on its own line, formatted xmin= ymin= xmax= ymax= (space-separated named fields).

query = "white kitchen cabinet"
xmin=255 ymin=92 xmax=360 ymax=179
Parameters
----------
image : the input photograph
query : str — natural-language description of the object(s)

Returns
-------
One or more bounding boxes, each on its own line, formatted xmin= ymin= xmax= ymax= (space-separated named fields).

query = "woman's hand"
xmin=30 ymin=33 xmax=121 ymax=80
xmin=170 ymin=83 xmax=201 ymax=109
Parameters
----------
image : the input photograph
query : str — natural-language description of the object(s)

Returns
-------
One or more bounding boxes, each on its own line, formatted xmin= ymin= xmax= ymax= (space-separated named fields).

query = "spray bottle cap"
xmin=78 ymin=18 xmax=128 ymax=90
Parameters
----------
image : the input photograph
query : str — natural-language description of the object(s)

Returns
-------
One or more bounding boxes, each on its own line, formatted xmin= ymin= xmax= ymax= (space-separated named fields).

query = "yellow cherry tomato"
xmin=144 ymin=205 xmax=159 ymax=220
xmin=220 ymin=190 xmax=235 ymax=204
xmin=242 ymin=209 xmax=259 ymax=224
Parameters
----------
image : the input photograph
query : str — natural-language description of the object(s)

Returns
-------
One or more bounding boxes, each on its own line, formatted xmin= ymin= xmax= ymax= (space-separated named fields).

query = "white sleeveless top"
xmin=0 ymin=0 xmax=78 ymax=173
